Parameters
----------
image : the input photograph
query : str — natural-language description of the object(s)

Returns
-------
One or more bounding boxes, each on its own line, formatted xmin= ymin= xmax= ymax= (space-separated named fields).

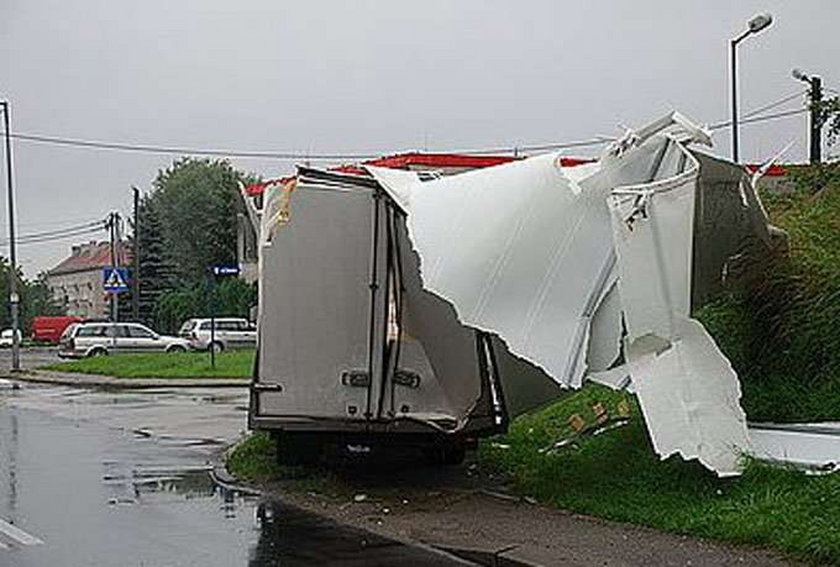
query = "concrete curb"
xmin=11 ymin=370 xmax=250 ymax=389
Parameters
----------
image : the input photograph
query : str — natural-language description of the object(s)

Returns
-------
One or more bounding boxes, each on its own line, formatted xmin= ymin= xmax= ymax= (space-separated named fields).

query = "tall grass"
xmin=696 ymin=166 xmax=840 ymax=422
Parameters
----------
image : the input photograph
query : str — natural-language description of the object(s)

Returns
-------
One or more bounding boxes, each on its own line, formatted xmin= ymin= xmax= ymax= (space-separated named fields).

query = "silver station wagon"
xmin=58 ymin=322 xmax=190 ymax=358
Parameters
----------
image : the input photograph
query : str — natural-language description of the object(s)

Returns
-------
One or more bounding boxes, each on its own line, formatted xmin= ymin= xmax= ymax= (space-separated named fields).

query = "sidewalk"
xmin=264 ymin=481 xmax=800 ymax=567
xmin=9 ymin=369 xmax=250 ymax=389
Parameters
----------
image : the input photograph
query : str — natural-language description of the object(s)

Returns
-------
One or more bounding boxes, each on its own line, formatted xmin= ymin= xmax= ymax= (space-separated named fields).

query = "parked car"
xmin=0 ymin=329 xmax=22 ymax=348
xmin=58 ymin=322 xmax=190 ymax=358
xmin=178 ymin=317 xmax=256 ymax=351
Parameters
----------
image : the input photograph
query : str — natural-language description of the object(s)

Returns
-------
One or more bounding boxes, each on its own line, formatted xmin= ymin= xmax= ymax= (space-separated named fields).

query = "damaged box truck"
xmin=248 ymin=111 xmax=787 ymax=475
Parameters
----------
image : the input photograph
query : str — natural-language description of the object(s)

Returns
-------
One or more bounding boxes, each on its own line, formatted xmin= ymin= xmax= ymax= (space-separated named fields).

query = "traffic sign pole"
xmin=207 ymin=265 xmax=240 ymax=369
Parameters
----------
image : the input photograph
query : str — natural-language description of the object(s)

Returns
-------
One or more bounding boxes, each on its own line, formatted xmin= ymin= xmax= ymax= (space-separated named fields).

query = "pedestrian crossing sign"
xmin=102 ymin=267 xmax=130 ymax=293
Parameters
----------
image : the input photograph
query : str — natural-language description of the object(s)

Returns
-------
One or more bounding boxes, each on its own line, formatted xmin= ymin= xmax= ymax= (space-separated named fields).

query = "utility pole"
xmin=809 ymin=76 xmax=823 ymax=165
xmin=793 ymin=70 xmax=825 ymax=164
xmin=1 ymin=101 xmax=20 ymax=372
xmin=132 ymin=187 xmax=140 ymax=322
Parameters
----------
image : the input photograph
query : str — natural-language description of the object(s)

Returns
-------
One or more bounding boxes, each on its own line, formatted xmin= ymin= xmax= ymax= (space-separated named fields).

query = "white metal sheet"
xmin=609 ymin=154 xmax=750 ymax=476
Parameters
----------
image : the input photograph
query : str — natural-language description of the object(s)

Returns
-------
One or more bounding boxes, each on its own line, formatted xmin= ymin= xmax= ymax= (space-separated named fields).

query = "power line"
xmin=0 ymin=227 xmax=105 ymax=247
xmin=12 ymin=219 xmax=106 ymax=241
xmin=742 ymin=91 xmax=807 ymax=119
xmin=0 ymin=221 xmax=106 ymax=247
xmin=708 ymin=107 xmax=808 ymax=131
xmin=5 ymin=98 xmax=811 ymax=161
xmin=8 ymin=133 xmax=382 ymax=160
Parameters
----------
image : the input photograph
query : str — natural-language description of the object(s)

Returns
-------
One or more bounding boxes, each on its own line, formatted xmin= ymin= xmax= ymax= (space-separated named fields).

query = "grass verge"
xmin=226 ymin=432 xmax=343 ymax=496
xmin=42 ymin=349 xmax=254 ymax=378
xmin=479 ymin=384 xmax=840 ymax=565
xmin=694 ymin=171 xmax=840 ymax=422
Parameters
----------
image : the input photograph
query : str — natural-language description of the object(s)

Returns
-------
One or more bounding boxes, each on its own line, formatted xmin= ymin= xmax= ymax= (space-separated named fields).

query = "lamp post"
xmin=792 ymin=68 xmax=824 ymax=164
xmin=730 ymin=12 xmax=773 ymax=163
xmin=1 ymin=101 xmax=20 ymax=372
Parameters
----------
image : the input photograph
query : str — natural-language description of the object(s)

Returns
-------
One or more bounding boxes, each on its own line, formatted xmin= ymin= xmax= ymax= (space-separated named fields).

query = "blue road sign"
xmin=103 ymin=267 xmax=130 ymax=293
xmin=212 ymin=265 xmax=240 ymax=276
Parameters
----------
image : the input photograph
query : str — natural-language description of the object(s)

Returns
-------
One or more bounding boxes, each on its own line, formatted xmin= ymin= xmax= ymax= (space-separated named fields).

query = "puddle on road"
xmin=103 ymin=466 xmax=228 ymax=505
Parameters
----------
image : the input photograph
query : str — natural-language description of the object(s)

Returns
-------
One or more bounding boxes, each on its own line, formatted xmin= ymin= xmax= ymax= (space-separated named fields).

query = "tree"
xmin=21 ymin=274 xmax=63 ymax=332
xmin=151 ymin=158 xmax=246 ymax=284
xmin=820 ymin=95 xmax=840 ymax=147
xmin=131 ymin=194 xmax=176 ymax=326
xmin=0 ymin=259 xmax=62 ymax=333
xmin=152 ymin=278 xmax=256 ymax=334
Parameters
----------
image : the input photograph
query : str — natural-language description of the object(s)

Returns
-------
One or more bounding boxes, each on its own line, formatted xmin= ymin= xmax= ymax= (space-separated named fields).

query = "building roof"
xmin=48 ymin=241 xmax=131 ymax=276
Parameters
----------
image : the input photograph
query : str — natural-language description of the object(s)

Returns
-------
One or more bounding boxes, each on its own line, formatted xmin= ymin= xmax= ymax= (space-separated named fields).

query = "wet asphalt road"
xmin=0 ymin=346 xmax=63 ymax=371
xmin=0 ymin=382 xmax=468 ymax=566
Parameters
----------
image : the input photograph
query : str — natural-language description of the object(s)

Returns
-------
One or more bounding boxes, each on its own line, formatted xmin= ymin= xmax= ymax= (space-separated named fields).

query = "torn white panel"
xmin=609 ymin=151 xmax=750 ymax=476
xmin=586 ymin=277 xmax=623 ymax=374
xmin=749 ymin=423 xmax=840 ymax=470
xmin=365 ymin=166 xmax=423 ymax=211
xmin=404 ymin=152 xmax=615 ymax=387
xmin=588 ymin=364 xmax=631 ymax=390
xmin=627 ymin=319 xmax=748 ymax=476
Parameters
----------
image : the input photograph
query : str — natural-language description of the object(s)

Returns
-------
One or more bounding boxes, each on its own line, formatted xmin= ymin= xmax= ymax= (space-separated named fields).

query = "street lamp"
xmin=0 ymin=101 xmax=21 ymax=372
xmin=730 ymin=12 xmax=773 ymax=163
xmin=792 ymin=68 xmax=824 ymax=164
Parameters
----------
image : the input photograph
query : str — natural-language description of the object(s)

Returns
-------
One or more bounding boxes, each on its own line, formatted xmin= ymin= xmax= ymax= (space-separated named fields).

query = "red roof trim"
xmin=244 ymin=152 xmax=520 ymax=196
xmin=363 ymin=152 xmax=517 ymax=169
xmin=242 ymin=152 xmax=788 ymax=198
xmin=745 ymin=164 xmax=787 ymax=177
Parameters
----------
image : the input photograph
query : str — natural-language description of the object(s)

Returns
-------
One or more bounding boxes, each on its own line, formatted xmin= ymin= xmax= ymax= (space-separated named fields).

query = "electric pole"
xmin=793 ymin=69 xmax=824 ymax=165
xmin=809 ymin=75 xmax=823 ymax=165
xmin=1 ymin=101 xmax=20 ymax=372
xmin=132 ymin=187 xmax=140 ymax=322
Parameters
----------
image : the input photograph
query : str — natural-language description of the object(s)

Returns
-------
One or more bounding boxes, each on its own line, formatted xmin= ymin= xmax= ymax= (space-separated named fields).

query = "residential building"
xmin=46 ymin=241 xmax=130 ymax=319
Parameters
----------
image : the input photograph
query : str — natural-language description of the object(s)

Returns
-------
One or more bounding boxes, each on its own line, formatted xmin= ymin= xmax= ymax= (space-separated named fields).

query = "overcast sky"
xmin=1 ymin=0 xmax=837 ymax=276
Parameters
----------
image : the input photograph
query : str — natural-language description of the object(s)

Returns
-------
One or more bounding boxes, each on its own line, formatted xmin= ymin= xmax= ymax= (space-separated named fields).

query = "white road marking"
xmin=0 ymin=519 xmax=44 ymax=546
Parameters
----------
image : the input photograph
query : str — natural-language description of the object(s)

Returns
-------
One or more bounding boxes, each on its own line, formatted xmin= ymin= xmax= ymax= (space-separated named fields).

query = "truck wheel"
xmin=424 ymin=443 xmax=466 ymax=466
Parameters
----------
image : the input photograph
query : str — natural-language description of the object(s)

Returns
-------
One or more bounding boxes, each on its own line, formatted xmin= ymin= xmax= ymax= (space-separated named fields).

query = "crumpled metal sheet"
xmin=373 ymin=112 xmax=765 ymax=475
xmin=749 ymin=423 xmax=840 ymax=470
xmin=607 ymin=144 xmax=749 ymax=476
xmin=392 ymin=152 xmax=614 ymax=388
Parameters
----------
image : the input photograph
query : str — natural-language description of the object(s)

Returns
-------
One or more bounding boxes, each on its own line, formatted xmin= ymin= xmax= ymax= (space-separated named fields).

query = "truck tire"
xmin=424 ymin=443 xmax=467 ymax=466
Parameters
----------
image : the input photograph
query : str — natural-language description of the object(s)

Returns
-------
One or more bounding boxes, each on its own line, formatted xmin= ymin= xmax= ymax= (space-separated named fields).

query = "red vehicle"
xmin=32 ymin=316 xmax=83 ymax=344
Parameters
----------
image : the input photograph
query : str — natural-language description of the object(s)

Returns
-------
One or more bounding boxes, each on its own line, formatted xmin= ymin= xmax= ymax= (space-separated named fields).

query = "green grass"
xmin=43 ymin=349 xmax=254 ymax=378
xmin=226 ymin=432 xmax=344 ymax=495
xmin=480 ymin=384 xmax=840 ymax=565
xmin=227 ymin=432 xmax=282 ymax=480
xmin=694 ymin=170 xmax=840 ymax=422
